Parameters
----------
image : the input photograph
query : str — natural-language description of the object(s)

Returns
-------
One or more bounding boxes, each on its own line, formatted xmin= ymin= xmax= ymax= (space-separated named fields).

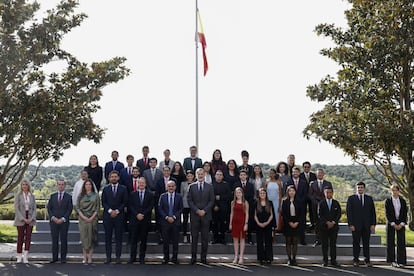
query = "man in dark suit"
xmin=136 ymin=145 xmax=151 ymax=173
xmin=183 ymin=146 xmax=203 ymax=172
xmin=300 ymin=161 xmax=317 ymax=232
xmin=158 ymin=180 xmax=183 ymax=264
xmin=101 ymin=170 xmax=128 ymax=264
xmin=233 ymin=169 xmax=255 ymax=245
xmin=47 ymin=180 xmax=73 ymax=263
xmin=212 ymin=170 xmax=232 ymax=244
xmin=308 ymin=168 xmax=333 ymax=246
xmin=128 ymin=177 xmax=154 ymax=264
xmin=188 ymin=168 xmax=215 ymax=264
xmin=318 ymin=186 xmax=341 ymax=267
xmin=385 ymin=184 xmax=408 ymax=268
xmin=119 ymin=154 xmax=135 ymax=187
xmin=287 ymin=167 xmax=309 ymax=245
xmin=104 ymin=150 xmax=125 ymax=183
xmin=346 ymin=181 xmax=376 ymax=267
xmin=125 ymin=167 xmax=140 ymax=194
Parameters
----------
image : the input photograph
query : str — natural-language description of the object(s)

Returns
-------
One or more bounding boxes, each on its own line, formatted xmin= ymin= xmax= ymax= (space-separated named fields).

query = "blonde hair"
xmin=19 ymin=179 xmax=32 ymax=193
xmin=231 ymin=187 xmax=246 ymax=209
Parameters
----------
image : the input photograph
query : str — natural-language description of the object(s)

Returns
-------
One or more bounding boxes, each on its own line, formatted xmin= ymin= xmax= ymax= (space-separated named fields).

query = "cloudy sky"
xmin=38 ymin=0 xmax=353 ymax=167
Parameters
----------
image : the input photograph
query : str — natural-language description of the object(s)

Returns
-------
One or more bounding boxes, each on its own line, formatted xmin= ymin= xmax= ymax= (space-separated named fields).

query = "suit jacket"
xmin=318 ymin=198 xmax=341 ymax=232
xmin=385 ymin=197 xmax=407 ymax=226
xmin=104 ymin=160 xmax=125 ymax=182
xmin=47 ymin=191 xmax=73 ymax=222
xmin=142 ymin=168 xmax=163 ymax=192
xmin=155 ymin=176 xmax=177 ymax=198
xmin=212 ymin=181 xmax=232 ymax=211
xmin=183 ymin=157 xmax=203 ymax=172
xmin=119 ymin=167 xmax=134 ymax=187
xmin=308 ymin=180 xmax=333 ymax=203
xmin=281 ymin=198 xmax=302 ymax=235
xmin=233 ymin=181 xmax=255 ymax=204
xmin=126 ymin=177 xmax=141 ymax=195
xmin=187 ymin=182 xmax=215 ymax=220
xmin=136 ymin=158 xmax=150 ymax=173
xmin=158 ymin=192 xmax=183 ymax=225
xmin=158 ymin=159 xmax=175 ymax=170
xmin=14 ymin=192 xmax=37 ymax=227
xmin=101 ymin=184 xmax=128 ymax=219
xmin=129 ymin=189 xmax=154 ymax=224
xmin=346 ymin=194 xmax=376 ymax=230
xmin=286 ymin=177 xmax=308 ymax=204
xmin=299 ymin=172 xmax=317 ymax=185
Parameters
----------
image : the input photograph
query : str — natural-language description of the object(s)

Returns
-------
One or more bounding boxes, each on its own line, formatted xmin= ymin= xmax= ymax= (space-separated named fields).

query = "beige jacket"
xmin=13 ymin=192 xmax=37 ymax=226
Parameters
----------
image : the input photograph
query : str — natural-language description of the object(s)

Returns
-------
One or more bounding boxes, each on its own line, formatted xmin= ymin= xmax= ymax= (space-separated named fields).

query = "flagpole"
xmin=195 ymin=0 xmax=199 ymax=150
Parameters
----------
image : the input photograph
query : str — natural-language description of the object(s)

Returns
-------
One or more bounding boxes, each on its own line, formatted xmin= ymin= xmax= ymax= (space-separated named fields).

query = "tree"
xmin=304 ymin=0 xmax=414 ymax=229
xmin=0 ymin=0 xmax=129 ymax=202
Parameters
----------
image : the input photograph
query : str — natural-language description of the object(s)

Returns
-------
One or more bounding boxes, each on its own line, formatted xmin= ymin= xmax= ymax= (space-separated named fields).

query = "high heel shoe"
xmin=238 ymin=257 xmax=244 ymax=265
xmin=232 ymin=256 xmax=238 ymax=264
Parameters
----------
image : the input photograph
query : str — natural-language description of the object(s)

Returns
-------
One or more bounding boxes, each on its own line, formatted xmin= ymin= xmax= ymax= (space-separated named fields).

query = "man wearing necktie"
xmin=158 ymin=180 xmax=183 ymax=264
xmin=346 ymin=181 xmax=376 ymax=267
xmin=308 ymin=168 xmax=333 ymax=246
xmin=188 ymin=168 xmax=215 ymax=264
xmin=47 ymin=180 xmax=73 ymax=263
xmin=104 ymin=151 xmax=125 ymax=183
xmin=102 ymin=171 xmax=128 ymax=264
xmin=136 ymin=146 xmax=151 ymax=173
xmin=128 ymin=177 xmax=154 ymax=264
xmin=318 ymin=187 xmax=341 ymax=267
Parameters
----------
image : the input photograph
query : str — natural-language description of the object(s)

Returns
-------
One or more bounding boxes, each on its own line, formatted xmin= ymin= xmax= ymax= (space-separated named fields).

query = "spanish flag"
xmin=197 ymin=9 xmax=208 ymax=76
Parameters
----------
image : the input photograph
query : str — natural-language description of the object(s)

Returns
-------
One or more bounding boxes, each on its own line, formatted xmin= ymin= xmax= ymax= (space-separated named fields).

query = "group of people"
xmin=12 ymin=146 xmax=408 ymax=268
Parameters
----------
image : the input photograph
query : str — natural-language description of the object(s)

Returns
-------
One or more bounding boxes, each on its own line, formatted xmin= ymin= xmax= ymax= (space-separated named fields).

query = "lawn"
xmin=375 ymin=227 xmax=414 ymax=246
xmin=0 ymin=224 xmax=17 ymax=242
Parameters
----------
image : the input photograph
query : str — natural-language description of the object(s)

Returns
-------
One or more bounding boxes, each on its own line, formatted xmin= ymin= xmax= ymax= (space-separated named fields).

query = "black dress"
xmin=84 ymin=166 xmax=103 ymax=191
xmin=255 ymin=203 xmax=274 ymax=262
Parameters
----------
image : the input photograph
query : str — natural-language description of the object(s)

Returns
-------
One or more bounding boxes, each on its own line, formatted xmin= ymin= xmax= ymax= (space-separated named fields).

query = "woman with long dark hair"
xmin=255 ymin=188 xmax=274 ymax=264
xmin=211 ymin=149 xmax=227 ymax=174
xmin=84 ymin=155 xmax=103 ymax=191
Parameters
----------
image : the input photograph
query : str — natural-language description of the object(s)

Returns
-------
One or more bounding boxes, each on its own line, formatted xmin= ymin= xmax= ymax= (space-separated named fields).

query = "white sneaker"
xmin=398 ymin=264 xmax=405 ymax=268
xmin=16 ymin=254 xmax=22 ymax=263
xmin=391 ymin=262 xmax=399 ymax=267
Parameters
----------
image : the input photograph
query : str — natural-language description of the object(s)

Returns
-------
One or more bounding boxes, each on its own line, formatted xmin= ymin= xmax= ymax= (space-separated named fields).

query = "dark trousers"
xmin=320 ymin=228 xmax=338 ymax=263
xmin=311 ymin=200 xmax=321 ymax=240
xmin=352 ymin=228 xmax=371 ymax=262
xmin=256 ymin=226 xmax=273 ymax=261
xmin=386 ymin=224 xmax=406 ymax=265
xmin=130 ymin=221 xmax=150 ymax=261
xmin=182 ymin=208 xmax=190 ymax=234
xmin=103 ymin=215 xmax=124 ymax=259
xmin=190 ymin=215 xmax=210 ymax=261
xmin=50 ymin=221 xmax=69 ymax=261
xmin=16 ymin=224 xmax=33 ymax=253
xmin=299 ymin=203 xmax=307 ymax=243
xmin=212 ymin=208 xmax=227 ymax=242
xmin=307 ymin=197 xmax=315 ymax=226
xmin=161 ymin=221 xmax=180 ymax=260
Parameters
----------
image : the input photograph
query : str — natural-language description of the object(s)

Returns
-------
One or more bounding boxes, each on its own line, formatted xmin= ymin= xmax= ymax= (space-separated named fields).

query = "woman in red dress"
xmin=229 ymin=187 xmax=249 ymax=264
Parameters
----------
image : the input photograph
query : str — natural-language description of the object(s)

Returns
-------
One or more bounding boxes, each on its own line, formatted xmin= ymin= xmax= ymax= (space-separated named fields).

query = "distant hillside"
xmin=20 ymin=163 xmax=402 ymax=201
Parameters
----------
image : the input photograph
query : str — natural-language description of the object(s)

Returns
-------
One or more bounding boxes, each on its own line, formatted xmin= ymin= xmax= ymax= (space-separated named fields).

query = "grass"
xmin=0 ymin=224 xmax=17 ymax=242
xmin=375 ymin=227 xmax=414 ymax=246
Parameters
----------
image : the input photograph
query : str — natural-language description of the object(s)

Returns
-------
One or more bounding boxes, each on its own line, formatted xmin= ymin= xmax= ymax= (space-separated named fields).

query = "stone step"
xmin=29 ymin=241 xmax=386 ymax=256
xmin=31 ymin=230 xmax=382 ymax=245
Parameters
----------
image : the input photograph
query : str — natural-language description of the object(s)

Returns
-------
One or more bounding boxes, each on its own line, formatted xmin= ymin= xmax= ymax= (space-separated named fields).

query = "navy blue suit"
xmin=104 ymin=161 xmax=125 ymax=183
xmin=101 ymin=184 xmax=128 ymax=260
xmin=119 ymin=167 xmax=134 ymax=188
xmin=47 ymin=191 xmax=73 ymax=262
xmin=129 ymin=189 xmax=154 ymax=262
xmin=158 ymin=192 xmax=183 ymax=261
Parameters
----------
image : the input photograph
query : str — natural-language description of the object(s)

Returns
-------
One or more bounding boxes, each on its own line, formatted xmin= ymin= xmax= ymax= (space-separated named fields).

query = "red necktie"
xmin=133 ymin=179 xmax=137 ymax=192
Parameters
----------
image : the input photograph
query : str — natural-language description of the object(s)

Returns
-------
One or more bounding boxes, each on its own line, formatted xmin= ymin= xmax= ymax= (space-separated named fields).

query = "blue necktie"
xmin=168 ymin=194 xmax=174 ymax=217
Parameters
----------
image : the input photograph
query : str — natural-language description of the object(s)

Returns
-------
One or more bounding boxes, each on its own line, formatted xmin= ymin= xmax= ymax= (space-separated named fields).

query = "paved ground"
xmin=0 ymin=262 xmax=413 ymax=276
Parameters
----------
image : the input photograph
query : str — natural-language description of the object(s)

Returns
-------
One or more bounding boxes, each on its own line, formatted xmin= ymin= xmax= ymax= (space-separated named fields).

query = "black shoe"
xmin=49 ymin=259 xmax=58 ymax=264
xmin=300 ymin=241 xmax=307 ymax=246
xmin=322 ymin=262 xmax=328 ymax=267
xmin=201 ymin=258 xmax=207 ymax=264
xmin=172 ymin=259 xmax=179 ymax=264
xmin=313 ymin=240 xmax=321 ymax=247
xmin=331 ymin=261 xmax=340 ymax=267
xmin=162 ymin=259 xmax=169 ymax=264
xmin=190 ymin=258 xmax=196 ymax=265
xmin=104 ymin=258 xmax=111 ymax=264
xmin=139 ymin=259 xmax=145 ymax=264
xmin=115 ymin=258 xmax=121 ymax=264
xmin=211 ymin=240 xmax=219 ymax=244
xmin=60 ymin=259 xmax=67 ymax=264
xmin=353 ymin=261 xmax=359 ymax=267
xmin=127 ymin=259 xmax=135 ymax=264
xmin=365 ymin=260 xmax=372 ymax=267
xmin=260 ymin=260 xmax=264 ymax=265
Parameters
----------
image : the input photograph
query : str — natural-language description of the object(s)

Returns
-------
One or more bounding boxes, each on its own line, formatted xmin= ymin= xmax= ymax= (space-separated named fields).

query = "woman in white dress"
xmin=265 ymin=169 xmax=282 ymax=229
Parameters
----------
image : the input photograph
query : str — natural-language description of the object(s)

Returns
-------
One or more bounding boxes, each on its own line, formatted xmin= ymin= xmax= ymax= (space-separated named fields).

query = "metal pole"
xmin=195 ymin=0 xmax=199 ymax=150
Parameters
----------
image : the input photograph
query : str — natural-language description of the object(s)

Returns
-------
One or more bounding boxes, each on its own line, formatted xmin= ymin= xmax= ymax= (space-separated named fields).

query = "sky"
xmin=37 ymin=0 xmax=354 ymax=167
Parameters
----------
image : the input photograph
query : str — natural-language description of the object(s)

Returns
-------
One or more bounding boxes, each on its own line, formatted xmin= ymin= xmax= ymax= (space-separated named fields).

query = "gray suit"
xmin=187 ymin=181 xmax=215 ymax=262
xmin=143 ymin=168 xmax=163 ymax=192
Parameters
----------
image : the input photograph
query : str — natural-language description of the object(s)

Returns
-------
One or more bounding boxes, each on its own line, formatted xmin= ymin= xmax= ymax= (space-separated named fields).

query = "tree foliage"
xmin=0 ymin=0 xmax=130 ymax=202
xmin=304 ymin=0 xmax=414 ymax=228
